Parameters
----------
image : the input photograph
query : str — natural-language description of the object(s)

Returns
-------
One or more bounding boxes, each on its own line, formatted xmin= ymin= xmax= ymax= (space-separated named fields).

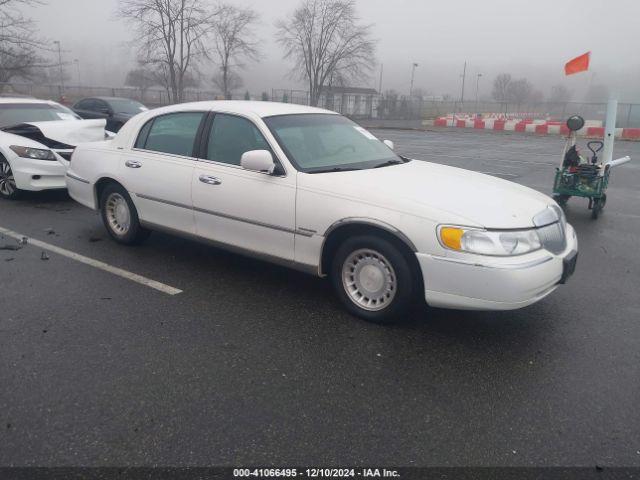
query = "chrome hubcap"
xmin=0 ymin=160 xmax=16 ymax=196
xmin=105 ymin=193 xmax=131 ymax=235
xmin=342 ymin=249 xmax=397 ymax=312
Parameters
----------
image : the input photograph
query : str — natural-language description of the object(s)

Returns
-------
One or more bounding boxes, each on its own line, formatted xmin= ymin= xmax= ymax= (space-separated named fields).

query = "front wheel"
xmin=553 ymin=194 xmax=570 ymax=207
xmin=331 ymin=235 xmax=415 ymax=324
xmin=100 ymin=183 xmax=150 ymax=245
xmin=0 ymin=156 xmax=20 ymax=199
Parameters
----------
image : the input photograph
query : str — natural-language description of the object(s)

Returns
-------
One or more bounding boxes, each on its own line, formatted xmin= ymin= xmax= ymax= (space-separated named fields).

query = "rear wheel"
xmin=591 ymin=194 xmax=606 ymax=220
xmin=0 ymin=156 xmax=20 ymax=200
xmin=100 ymin=183 xmax=150 ymax=245
xmin=331 ymin=235 xmax=414 ymax=324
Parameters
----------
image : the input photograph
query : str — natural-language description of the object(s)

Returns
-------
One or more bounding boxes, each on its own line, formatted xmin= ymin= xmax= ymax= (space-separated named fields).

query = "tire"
xmin=331 ymin=235 xmax=415 ymax=324
xmin=553 ymin=194 xmax=570 ymax=207
xmin=0 ymin=156 xmax=21 ymax=200
xmin=591 ymin=194 xmax=607 ymax=220
xmin=99 ymin=183 xmax=150 ymax=245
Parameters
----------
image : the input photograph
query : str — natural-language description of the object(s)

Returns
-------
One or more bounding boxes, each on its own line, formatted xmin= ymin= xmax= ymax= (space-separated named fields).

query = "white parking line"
xmin=0 ymin=226 xmax=183 ymax=296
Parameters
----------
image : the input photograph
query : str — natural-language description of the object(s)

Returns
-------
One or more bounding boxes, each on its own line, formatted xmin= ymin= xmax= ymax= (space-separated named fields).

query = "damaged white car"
xmin=0 ymin=97 xmax=111 ymax=199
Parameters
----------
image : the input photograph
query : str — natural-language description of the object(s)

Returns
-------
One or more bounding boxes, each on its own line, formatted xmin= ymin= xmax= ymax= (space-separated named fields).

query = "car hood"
xmin=299 ymin=160 xmax=555 ymax=229
xmin=2 ymin=119 xmax=108 ymax=147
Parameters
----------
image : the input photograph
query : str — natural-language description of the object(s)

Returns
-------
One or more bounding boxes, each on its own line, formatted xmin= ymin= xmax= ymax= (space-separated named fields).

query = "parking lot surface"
xmin=1 ymin=129 xmax=639 ymax=467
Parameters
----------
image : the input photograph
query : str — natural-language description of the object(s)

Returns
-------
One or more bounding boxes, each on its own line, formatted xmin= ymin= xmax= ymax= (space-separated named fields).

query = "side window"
xmin=95 ymin=100 xmax=109 ymax=113
xmin=77 ymin=99 xmax=96 ymax=110
xmin=206 ymin=113 xmax=272 ymax=166
xmin=134 ymin=120 xmax=153 ymax=149
xmin=141 ymin=112 xmax=204 ymax=157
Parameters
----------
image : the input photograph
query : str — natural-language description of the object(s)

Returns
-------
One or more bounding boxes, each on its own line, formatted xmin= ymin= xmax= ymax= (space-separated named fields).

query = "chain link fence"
xmin=3 ymin=82 xmax=639 ymax=127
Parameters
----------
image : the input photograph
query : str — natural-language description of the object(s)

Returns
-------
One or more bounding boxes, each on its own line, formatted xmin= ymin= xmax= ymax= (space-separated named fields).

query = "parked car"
xmin=0 ymin=98 xmax=111 ymax=199
xmin=72 ymin=97 xmax=148 ymax=133
xmin=65 ymin=101 xmax=578 ymax=323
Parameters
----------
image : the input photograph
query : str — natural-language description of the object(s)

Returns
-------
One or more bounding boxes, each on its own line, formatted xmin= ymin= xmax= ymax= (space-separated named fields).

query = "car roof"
xmin=151 ymin=100 xmax=337 ymax=119
xmin=0 ymin=97 xmax=63 ymax=106
xmin=92 ymin=97 xmax=140 ymax=102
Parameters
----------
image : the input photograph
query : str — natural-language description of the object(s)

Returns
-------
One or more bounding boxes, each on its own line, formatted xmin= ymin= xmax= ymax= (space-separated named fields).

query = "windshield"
xmin=0 ymin=103 xmax=80 ymax=128
xmin=264 ymin=114 xmax=402 ymax=172
xmin=108 ymin=99 xmax=148 ymax=115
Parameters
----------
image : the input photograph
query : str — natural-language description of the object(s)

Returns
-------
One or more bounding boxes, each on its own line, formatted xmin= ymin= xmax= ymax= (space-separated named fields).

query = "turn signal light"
xmin=440 ymin=227 xmax=463 ymax=251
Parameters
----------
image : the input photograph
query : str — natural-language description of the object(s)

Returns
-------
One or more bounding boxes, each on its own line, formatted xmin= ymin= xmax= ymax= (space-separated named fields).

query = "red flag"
xmin=565 ymin=52 xmax=591 ymax=76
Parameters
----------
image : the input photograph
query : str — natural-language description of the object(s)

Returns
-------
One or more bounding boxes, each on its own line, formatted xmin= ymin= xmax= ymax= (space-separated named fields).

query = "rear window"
xmin=0 ymin=103 xmax=80 ymax=127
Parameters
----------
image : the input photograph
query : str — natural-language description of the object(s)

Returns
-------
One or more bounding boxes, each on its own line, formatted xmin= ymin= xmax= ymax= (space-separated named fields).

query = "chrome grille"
xmin=533 ymin=206 xmax=567 ymax=254
xmin=537 ymin=221 xmax=566 ymax=254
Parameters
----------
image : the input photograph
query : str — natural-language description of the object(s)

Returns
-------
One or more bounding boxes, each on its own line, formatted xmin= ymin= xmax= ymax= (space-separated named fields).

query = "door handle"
xmin=125 ymin=160 xmax=142 ymax=169
xmin=199 ymin=175 xmax=222 ymax=186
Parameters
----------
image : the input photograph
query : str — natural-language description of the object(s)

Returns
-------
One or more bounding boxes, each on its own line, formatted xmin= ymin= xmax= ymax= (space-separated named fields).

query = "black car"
xmin=72 ymin=97 xmax=148 ymax=132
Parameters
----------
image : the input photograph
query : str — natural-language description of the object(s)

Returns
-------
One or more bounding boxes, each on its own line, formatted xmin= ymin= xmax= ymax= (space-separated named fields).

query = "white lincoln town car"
xmin=65 ymin=101 xmax=578 ymax=323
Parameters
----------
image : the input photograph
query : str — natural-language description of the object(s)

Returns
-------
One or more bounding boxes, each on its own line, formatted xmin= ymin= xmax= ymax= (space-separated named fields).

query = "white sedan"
xmin=0 ymin=97 xmax=109 ymax=199
xmin=65 ymin=101 xmax=578 ymax=323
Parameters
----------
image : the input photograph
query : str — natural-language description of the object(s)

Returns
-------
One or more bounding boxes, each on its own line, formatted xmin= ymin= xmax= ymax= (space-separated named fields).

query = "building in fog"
xmin=318 ymin=86 xmax=380 ymax=118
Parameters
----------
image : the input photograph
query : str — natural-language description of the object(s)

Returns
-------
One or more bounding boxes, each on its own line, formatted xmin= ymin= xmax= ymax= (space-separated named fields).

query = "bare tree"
xmin=125 ymin=66 xmax=157 ymax=100
xmin=0 ymin=0 xmax=45 ymax=90
xmin=212 ymin=69 xmax=243 ymax=98
xmin=507 ymin=78 xmax=532 ymax=105
xmin=530 ymin=89 xmax=545 ymax=105
xmin=491 ymin=73 xmax=511 ymax=102
xmin=211 ymin=3 xmax=259 ymax=99
xmin=117 ymin=0 xmax=217 ymax=104
xmin=549 ymin=84 xmax=572 ymax=103
xmin=276 ymin=0 xmax=376 ymax=107
xmin=585 ymin=84 xmax=608 ymax=102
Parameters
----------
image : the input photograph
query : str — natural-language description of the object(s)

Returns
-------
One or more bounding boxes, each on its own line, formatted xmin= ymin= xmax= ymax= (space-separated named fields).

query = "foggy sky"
xmin=27 ymin=0 xmax=640 ymax=101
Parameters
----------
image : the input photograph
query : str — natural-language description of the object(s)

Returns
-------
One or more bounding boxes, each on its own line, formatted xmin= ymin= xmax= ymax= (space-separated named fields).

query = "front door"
xmin=192 ymin=113 xmax=296 ymax=261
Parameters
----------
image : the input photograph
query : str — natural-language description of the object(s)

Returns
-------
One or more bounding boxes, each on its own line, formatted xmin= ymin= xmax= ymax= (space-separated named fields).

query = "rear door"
xmin=123 ymin=111 xmax=207 ymax=234
xmin=192 ymin=112 xmax=296 ymax=261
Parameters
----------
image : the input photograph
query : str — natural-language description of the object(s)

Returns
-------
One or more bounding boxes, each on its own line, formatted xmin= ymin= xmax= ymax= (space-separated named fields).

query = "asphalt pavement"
xmin=1 ymin=128 xmax=639 ymax=467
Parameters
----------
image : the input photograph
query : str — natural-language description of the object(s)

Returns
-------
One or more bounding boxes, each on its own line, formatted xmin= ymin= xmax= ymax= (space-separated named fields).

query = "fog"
xmin=28 ymin=0 xmax=640 ymax=101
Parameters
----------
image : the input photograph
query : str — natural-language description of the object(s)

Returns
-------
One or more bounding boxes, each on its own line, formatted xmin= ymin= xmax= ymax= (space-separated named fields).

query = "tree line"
xmin=0 ymin=0 xmax=376 ymax=106
xmin=490 ymin=73 xmax=610 ymax=105
xmin=1 ymin=0 xmax=612 ymax=106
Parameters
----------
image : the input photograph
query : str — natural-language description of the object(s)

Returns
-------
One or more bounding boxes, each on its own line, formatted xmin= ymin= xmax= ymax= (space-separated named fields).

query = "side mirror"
xmin=383 ymin=139 xmax=395 ymax=150
xmin=241 ymin=150 xmax=276 ymax=174
xmin=566 ymin=115 xmax=585 ymax=132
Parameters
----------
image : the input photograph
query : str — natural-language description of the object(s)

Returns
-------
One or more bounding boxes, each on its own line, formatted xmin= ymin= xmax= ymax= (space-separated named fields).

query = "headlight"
xmin=439 ymin=226 xmax=542 ymax=256
xmin=10 ymin=145 xmax=57 ymax=161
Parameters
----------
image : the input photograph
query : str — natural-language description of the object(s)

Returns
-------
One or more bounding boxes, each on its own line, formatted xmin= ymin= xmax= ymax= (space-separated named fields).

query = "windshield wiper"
xmin=308 ymin=166 xmax=362 ymax=174
xmin=373 ymin=159 xmax=405 ymax=168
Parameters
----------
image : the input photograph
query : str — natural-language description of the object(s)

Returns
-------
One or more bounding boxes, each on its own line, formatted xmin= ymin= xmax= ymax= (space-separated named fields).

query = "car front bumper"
xmin=8 ymin=155 xmax=67 ymax=191
xmin=417 ymin=223 xmax=578 ymax=311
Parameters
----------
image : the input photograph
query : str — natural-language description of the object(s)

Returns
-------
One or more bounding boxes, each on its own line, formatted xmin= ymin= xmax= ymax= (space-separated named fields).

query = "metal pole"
xmin=460 ymin=61 xmax=467 ymax=106
xmin=475 ymin=73 xmax=482 ymax=114
xmin=74 ymin=59 xmax=80 ymax=86
xmin=603 ymin=97 xmax=618 ymax=165
xmin=409 ymin=63 xmax=418 ymax=97
xmin=378 ymin=64 xmax=383 ymax=94
xmin=54 ymin=41 xmax=64 ymax=90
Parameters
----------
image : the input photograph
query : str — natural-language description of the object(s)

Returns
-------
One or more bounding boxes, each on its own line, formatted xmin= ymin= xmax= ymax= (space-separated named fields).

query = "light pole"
xmin=475 ymin=73 xmax=483 ymax=114
xmin=53 ymin=40 xmax=64 ymax=90
xmin=74 ymin=59 xmax=80 ymax=86
xmin=459 ymin=61 xmax=467 ymax=105
xmin=409 ymin=63 xmax=418 ymax=97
